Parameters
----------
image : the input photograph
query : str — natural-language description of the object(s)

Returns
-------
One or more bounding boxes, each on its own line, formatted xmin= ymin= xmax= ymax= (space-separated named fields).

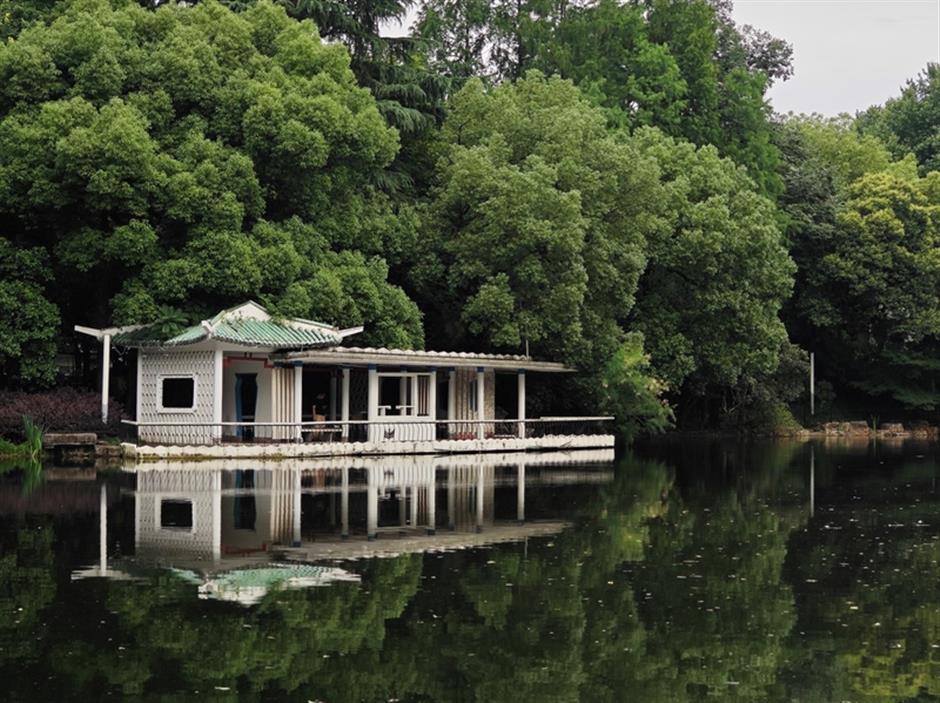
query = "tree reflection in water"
xmin=4 ymin=441 xmax=940 ymax=701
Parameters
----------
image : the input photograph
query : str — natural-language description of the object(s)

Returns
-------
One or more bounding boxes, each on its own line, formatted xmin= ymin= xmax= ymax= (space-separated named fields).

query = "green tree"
xmin=629 ymin=128 xmax=794 ymax=411
xmin=787 ymin=114 xmax=918 ymax=190
xmin=802 ymin=172 xmax=940 ymax=410
xmin=645 ymin=0 xmax=786 ymax=196
xmin=858 ymin=63 xmax=940 ymax=175
xmin=0 ymin=0 xmax=423 ymax=367
xmin=601 ymin=332 xmax=673 ymax=440
xmin=532 ymin=0 xmax=688 ymax=132
xmin=0 ymin=240 xmax=60 ymax=387
xmin=275 ymin=0 xmax=449 ymax=194
xmin=415 ymin=72 xmax=661 ymax=376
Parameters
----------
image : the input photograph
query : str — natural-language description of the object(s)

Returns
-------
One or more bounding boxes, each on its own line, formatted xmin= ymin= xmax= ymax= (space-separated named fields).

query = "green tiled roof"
xmin=112 ymin=301 xmax=348 ymax=350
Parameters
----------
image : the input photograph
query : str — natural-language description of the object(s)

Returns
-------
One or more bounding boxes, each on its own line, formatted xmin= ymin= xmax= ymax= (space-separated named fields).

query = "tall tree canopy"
xmin=0 ymin=0 xmax=424 ymax=384
xmin=778 ymin=111 xmax=940 ymax=415
xmin=629 ymin=127 xmax=794 ymax=396
xmin=414 ymin=72 xmax=661 ymax=370
xmin=858 ymin=63 xmax=940 ymax=176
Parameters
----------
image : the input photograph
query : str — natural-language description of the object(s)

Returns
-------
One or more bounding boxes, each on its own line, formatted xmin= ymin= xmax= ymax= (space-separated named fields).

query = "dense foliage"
xmin=0 ymin=0 xmax=937 ymax=432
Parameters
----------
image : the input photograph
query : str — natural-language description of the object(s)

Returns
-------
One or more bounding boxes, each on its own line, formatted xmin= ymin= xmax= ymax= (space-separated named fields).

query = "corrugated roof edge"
xmin=279 ymin=346 xmax=575 ymax=371
xmin=339 ymin=346 xmax=532 ymax=360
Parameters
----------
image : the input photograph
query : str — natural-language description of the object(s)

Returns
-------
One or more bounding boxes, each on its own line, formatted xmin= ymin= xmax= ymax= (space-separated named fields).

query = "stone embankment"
xmin=806 ymin=422 xmax=939 ymax=439
xmin=43 ymin=433 xmax=124 ymax=465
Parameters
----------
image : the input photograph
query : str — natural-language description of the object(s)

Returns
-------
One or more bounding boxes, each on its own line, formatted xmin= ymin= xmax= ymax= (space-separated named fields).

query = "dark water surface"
xmin=3 ymin=440 xmax=940 ymax=701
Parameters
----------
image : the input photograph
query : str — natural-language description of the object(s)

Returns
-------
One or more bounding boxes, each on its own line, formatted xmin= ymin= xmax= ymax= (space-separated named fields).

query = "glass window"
xmin=161 ymin=376 xmax=195 ymax=410
xmin=160 ymin=499 xmax=193 ymax=529
xmin=468 ymin=378 xmax=478 ymax=412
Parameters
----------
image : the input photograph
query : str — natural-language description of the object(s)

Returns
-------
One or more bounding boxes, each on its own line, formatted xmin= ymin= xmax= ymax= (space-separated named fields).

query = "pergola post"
xmin=101 ymin=333 xmax=111 ymax=424
xmin=517 ymin=369 xmax=526 ymax=438
xmin=99 ymin=482 xmax=107 ymax=572
xmin=340 ymin=367 xmax=350 ymax=439
xmin=476 ymin=367 xmax=485 ymax=440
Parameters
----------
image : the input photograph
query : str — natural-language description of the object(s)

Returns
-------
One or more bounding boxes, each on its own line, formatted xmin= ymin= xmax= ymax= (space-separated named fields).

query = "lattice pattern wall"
xmin=139 ymin=350 xmax=217 ymax=445
xmin=135 ymin=470 xmax=221 ymax=561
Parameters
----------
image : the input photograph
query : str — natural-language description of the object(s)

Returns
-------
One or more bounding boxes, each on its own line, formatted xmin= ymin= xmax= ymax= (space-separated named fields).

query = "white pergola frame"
xmin=74 ymin=324 xmax=146 ymax=424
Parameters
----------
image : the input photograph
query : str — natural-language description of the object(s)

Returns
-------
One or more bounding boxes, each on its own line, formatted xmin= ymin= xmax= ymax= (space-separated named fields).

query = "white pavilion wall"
xmin=222 ymin=358 xmax=273 ymax=439
xmin=138 ymin=349 xmax=216 ymax=445
xmin=135 ymin=469 xmax=221 ymax=561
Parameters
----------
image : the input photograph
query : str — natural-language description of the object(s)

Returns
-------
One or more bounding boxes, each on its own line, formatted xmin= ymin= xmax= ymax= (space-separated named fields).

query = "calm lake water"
xmin=3 ymin=440 xmax=940 ymax=701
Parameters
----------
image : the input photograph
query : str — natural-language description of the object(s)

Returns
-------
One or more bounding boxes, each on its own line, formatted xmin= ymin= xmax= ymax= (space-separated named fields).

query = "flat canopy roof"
xmin=279 ymin=346 xmax=574 ymax=372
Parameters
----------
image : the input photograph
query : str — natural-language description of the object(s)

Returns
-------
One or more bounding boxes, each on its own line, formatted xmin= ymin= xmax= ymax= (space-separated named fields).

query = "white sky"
xmin=733 ymin=0 xmax=940 ymax=116
xmin=386 ymin=1 xmax=940 ymax=117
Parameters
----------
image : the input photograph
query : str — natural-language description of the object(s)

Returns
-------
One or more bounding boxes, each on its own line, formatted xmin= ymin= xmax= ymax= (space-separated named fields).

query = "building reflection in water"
xmin=74 ymin=450 xmax=614 ymax=605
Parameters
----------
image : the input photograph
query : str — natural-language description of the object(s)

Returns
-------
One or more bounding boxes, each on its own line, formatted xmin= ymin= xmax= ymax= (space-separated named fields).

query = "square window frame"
xmin=156 ymin=496 xmax=196 ymax=533
xmin=157 ymin=374 xmax=199 ymax=414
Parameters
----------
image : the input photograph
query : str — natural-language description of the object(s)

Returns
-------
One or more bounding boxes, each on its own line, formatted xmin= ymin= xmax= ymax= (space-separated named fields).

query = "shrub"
xmin=0 ymin=388 xmax=124 ymax=439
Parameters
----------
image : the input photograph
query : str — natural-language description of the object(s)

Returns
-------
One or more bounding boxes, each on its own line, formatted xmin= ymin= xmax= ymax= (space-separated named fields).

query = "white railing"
xmin=120 ymin=417 xmax=615 ymax=446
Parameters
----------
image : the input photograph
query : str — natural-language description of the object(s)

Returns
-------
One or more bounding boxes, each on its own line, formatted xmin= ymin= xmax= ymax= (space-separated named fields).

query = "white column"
xmin=293 ymin=469 xmax=302 ymax=546
xmin=341 ymin=467 xmax=350 ymax=539
xmin=367 ymin=365 xmax=379 ymax=443
xmin=367 ymin=469 xmax=378 ymax=540
xmin=212 ymin=348 xmax=223 ymax=443
xmin=428 ymin=369 xmax=438 ymax=438
xmin=447 ymin=468 xmax=456 ymax=530
xmin=427 ymin=470 xmax=437 ymax=535
xmin=99 ymin=482 xmax=107 ymax=573
xmin=341 ymin=368 xmax=350 ymax=439
xmin=293 ymin=363 xmax=303 ymax=441
xmin=410 ymin=483 xmax=419 ymax=527
xmin=400 ymin=488 xmax=408 ymax=527
xmin=134 ymin=484 xmax=140 ymax=553
xmin=476 ymin=464 xmax=485 ymax=533
xmin=517 ymin=370 xmax=526 ymax=438
xmin=367 ymin=365 xmax=378 ymax=417
xmin=810 ymin=445 xmax=815 ymax=518
xmin=517 ymin=463 xmax=526 ymax=524
xmin=101 ymin=333 xmax=111 ymax=424
xmin=211 ymin=470 xmax=222 ymax=563
xmin=447 ymin=369 xmax=456 ymax=438
xmin=476 ymin=367 xmax=485 ymax=439
xmin=810 ymin=352 xmax=815 ymax=416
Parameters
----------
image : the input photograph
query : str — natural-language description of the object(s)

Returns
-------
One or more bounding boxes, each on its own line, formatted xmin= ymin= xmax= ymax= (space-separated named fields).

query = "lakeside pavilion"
xmin=76 ymin=301 xmax=614 ymax=459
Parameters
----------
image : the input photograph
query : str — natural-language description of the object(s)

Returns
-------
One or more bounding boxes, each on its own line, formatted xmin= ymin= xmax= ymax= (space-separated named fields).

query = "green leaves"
xmin=601 ymin=332 xmax=673 ymax=440
xmin=0 ymin=0 xmax=424 ymax=373
xmin=631 ymin=128 xmax=794 ymax=391
xmin=0 ymin=240 xmax=59 ymax=386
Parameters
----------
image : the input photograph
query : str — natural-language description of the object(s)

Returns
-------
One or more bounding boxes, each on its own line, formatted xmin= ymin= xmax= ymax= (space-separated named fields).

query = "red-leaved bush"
xmin=0 ymin=388 xmax=125 ymax=439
